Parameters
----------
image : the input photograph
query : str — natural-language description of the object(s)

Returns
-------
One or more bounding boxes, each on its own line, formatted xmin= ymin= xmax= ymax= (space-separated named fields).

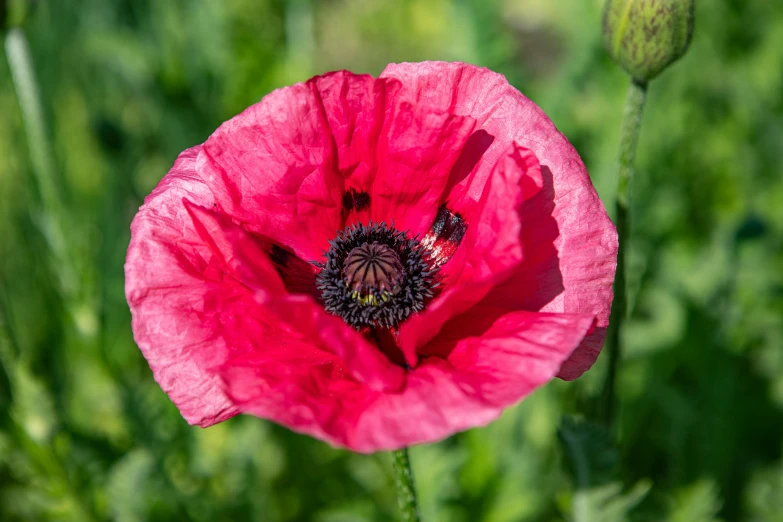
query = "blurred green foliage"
xmin=1 ymin=0 xmax=782 ymax=521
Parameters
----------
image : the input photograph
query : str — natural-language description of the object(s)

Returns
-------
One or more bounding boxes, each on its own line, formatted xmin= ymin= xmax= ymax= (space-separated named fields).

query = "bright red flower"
xmin=125 ymin=62 xmax=617 ymax=452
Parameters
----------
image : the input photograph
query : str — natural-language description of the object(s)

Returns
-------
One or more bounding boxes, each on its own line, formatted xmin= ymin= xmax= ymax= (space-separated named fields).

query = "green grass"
xmin=1 ymin=1 xmax=782 ymax=521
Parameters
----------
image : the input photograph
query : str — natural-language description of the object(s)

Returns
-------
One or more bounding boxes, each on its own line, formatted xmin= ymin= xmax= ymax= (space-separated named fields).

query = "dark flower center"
xmin=343 ymin=242 xmax=404 ymax=300
xmin=316 ymin=223 xmax=436 ymax=329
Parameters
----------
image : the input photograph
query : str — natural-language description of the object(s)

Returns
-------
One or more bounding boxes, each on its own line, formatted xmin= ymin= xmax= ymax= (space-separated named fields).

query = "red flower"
xmin=125 ymin=62 xmax=617 ymax=452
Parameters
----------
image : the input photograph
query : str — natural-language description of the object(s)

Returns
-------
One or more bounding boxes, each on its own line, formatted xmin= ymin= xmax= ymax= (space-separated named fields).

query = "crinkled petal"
xmin=429 ymin=310 xmax=596 ymax=403
xmin=220 ymin=309 xmax=594 ymax=452
xmin=178 ymin=201 xmax=406 ymax=392
xmin=197 ymin=72 xmax=396 ymax=261
xmin=196 ymin=66 xmax=477 ymax=259
xmin=483 ymin=165 xmax=617 ymax=379
xmin=382 ymin=61 xmax=618 ymax=378
xmin=126 ymin=146 xmax=404 ymax=429
xmin=267 ymin=294 xmax=406 ymax=392
xmin=397 ymin=143 xmax=540 ymax=365
xmin=125 ymin=146 xmax=242 ymax=426
xmin=183 ymin=199 xmax=286 ymax=296
xmin=353 ymin=311 xmax=595 ymax=451
xmin=367 ymin=104 xmax=476 ymax=236
xmin=219 ymin=349 xmax=363 ymax=447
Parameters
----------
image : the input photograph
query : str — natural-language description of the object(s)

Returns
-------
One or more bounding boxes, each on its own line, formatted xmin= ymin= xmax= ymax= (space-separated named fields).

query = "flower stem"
xmin=391 ymin=448 xmax=420 ymax=522
xmin=5 ymin=27 xmax=81 ymax=304
xmin=5 ymin=28 xmax=60 ymax=213
xmin=601 ymin=78 xmax=648 ymax=426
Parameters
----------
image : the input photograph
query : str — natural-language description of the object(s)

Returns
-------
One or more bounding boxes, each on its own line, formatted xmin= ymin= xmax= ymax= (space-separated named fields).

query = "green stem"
xmin=5 ymin=27 xmax=80 ymax=302
xmin=391 ymin=448 xmax=420 ymax=522
xmin=5 ymin=28 xmax=60 ymax=212
xmin=601 ymin=78 xmax=648 ymax=426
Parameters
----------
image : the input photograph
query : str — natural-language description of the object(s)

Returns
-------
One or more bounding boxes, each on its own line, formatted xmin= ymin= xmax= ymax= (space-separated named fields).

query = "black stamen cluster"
xmin=316 ymin=222 xmax=436 ymax=329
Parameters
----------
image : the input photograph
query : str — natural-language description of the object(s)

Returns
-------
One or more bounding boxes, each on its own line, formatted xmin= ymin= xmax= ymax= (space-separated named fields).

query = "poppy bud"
xmin=603 ymin=0 xmax=694 ymax=82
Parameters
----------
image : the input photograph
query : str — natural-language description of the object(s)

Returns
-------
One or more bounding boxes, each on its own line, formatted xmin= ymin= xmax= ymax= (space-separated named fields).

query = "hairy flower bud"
xmin=603 ymin=0 xmax=694 ymax=82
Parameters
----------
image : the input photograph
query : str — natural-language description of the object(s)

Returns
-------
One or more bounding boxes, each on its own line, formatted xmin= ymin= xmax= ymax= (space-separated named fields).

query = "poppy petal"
xmin=266 ymin=294 xmax=407 ymax=392
xmin=183 ymin=199 xmax=286 ymax=296
xmin=181 ymin=202 xmax=406 ymax=392
xmin=367 ymin=103 xmax=476 ymax=236
xmin=397 ymin=143 xmax=539 ymax=365
xmin=126 ymin=146 xmax=242 ymax=426
xmin=351 ymin=311 xmax=596 ymax=451
xmin=220 ymin=309 xmax=594 ymax=452
xmin=197 ymin=72 xmax=396 ymax=261
xmin=382 ymin=61 xmax=617 ymax=378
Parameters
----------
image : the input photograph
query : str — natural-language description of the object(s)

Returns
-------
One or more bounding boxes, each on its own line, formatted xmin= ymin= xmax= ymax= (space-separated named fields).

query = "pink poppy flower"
xmin=125 ymin=61 xmax=617 ymax=452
